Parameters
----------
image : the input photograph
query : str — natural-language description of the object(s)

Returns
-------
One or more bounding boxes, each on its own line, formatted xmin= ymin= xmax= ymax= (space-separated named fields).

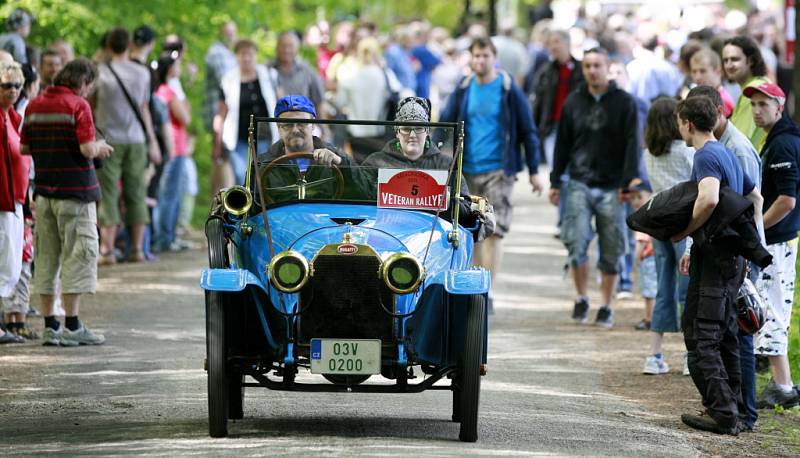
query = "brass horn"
xmin=221 ymin=186 xmax=253 ymax=216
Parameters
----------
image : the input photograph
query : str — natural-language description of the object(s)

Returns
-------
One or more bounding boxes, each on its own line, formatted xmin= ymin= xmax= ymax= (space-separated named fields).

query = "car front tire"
xmin=207 ymin=218 xmax=230 ymax=437
xmin=458 ymin=294 xmax=485 ymax=442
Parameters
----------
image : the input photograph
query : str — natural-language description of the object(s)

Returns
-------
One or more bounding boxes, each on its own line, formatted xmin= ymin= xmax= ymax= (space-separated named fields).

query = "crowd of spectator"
xmin=0 ymin=0 xmax=798 ymax=439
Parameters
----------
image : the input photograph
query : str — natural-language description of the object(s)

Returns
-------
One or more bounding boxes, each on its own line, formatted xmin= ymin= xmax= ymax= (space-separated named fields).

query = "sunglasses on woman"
xmin=0 ymin=82 xmax=22 ymax=90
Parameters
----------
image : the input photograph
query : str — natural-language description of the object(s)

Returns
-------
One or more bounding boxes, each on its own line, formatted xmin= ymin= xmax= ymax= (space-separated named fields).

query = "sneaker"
xmin=97 ymin=252 xmax=117 ymax=266
xmin=0 ymin=331 xmax=24 ymax=344
xmin=595 ymin=306 xmax=614 ymax=328
xmin=572 ymin=298 xmax=589 ymax=323
xmin=756 ymin=380 xmax=800 ymax=409
xmin=41 ymin=326 xmax=62 ymax=346
xmin=16 ymin=325 xmax=39 ymax=340
xmin=60 ymin=325 xmax=105 ymax=346
xmin=681 ymin=412 xmax=739 ymax=436
xmin=643 ymin=355 xmax=670 ymax=375
xmin=616 ymin=290 xmax=634 ymax=300
xmin=126 ymin=250 xmax=146 ymax=263
xmin=634 ymin=319 xmax=651 ymax=331
xmin=173 ymin=238 xmax=199 ymax=250
xmin=683 ymin=353 xmax=691 ymax=376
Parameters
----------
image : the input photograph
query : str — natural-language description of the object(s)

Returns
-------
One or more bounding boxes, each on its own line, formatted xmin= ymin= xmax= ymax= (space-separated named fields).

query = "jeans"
xmin=154 ymin=156 xmax=188 ymax=251
xmin=618 ymin=202 xmax=635 ymax=292
xmin=229 ymin=142 xmax=250 ymax=185
xmin=543 ymin=129 xmax=556 ymax=169
xmin=651 ymin=238 xmax=688 ymax=333
xmin=561 ymin=181 xmax=624 ymax=274
xmin=738 ymin=331 xmax=757 ymax=429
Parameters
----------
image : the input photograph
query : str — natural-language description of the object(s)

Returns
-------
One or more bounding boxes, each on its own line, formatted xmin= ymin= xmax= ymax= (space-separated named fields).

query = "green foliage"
xmin=791 ymin=253 xmax=800 ymax=380
xmin=1 ymin=0 xmax=466 ymax=226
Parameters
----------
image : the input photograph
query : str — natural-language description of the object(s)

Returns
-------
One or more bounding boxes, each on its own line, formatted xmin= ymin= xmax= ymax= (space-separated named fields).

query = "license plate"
xmin=310 ymin=339 xmax=381 ymax=375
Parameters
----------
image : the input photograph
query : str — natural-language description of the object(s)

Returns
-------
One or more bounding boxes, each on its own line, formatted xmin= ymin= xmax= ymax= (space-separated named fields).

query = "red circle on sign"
xmin=337 ymin=244 xmax=358 ymax=255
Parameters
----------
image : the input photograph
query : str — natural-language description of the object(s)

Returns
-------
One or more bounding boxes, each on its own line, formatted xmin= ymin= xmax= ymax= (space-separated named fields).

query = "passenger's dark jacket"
xmin=550 ymin=80 xmax=640 ymax=190
xmin=627 ymin=181 xmax=772 ymax=268
xmin=359 ymin=140 xmax=484 ymax=237
xmin=359 ymin=139 xmax=467 ymax=197
xmin=530 ymin=57 xmax=583 ymax=137
xmin=760 ymin=114 xmax=800 ymax=244
xmin=439 ymin=70 xmax=540 ymax=177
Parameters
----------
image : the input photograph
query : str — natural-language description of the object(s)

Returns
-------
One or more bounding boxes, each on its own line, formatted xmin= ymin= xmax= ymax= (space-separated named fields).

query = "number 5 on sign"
xmin=377 ymin=169 xmax=449 ymax=211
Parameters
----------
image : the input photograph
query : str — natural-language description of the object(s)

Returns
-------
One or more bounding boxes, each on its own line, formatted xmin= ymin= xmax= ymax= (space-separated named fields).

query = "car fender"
xmin=428 ymin=268 xmax=491 ymax=295
xmin=200 ymin=268 xmax=268 ymax=293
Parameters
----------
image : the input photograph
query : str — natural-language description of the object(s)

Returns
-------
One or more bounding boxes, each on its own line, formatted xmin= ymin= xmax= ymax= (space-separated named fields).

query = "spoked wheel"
xmin=206 ymin=218 xmax=232 ymax=437
xmin=458 ymin=294 xmax=486 ymax=442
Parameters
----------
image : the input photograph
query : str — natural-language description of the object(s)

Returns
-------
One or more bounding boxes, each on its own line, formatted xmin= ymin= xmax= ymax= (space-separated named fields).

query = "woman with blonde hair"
xmin=0 ymin=61 xmax=29 ymax=343
xmin=336 ymin=36 xmax=399 ymax=162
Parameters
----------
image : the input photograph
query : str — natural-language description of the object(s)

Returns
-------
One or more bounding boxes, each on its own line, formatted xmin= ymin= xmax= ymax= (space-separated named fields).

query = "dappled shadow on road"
xmin=234 ymin=415 xmax=457 ymax=442
xmin=6 ymin=418 xmax=208 ymax=456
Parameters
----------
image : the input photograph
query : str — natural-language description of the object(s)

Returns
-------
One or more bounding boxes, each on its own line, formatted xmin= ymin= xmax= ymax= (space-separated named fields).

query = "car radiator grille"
xmin=298 ymin=254 xmax=394 ymax=342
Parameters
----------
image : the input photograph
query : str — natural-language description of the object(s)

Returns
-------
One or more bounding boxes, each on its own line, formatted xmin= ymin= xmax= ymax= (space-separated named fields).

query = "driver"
xmin=257 ymin=95 xmax=350 ymax=200
xmin=258 ymin=94 xmax=345 ymax=167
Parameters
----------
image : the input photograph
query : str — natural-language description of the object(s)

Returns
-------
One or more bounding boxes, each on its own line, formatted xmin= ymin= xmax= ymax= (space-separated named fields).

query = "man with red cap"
xmin=745 ymin=82 xmax=800 ymax=409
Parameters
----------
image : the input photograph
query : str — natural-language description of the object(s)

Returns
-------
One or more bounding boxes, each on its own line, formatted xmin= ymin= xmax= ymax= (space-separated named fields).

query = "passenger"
xmin=360 ymin=96 xmax=458 ymax=198
xmin=360 ymin=96 xmax=493 ymax=239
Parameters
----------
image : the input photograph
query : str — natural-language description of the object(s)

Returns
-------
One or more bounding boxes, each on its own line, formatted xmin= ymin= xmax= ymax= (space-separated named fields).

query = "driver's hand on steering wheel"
xmin=312 ymin=148 xmax=342 ymax=167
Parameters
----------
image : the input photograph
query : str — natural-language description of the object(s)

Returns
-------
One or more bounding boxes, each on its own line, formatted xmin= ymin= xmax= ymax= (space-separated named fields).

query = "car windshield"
xmin=246 ymin=118 xmax=460 ymax=211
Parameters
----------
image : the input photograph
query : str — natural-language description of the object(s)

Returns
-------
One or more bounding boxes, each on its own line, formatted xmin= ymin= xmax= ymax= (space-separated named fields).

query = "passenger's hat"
xmin=743 ymin=82 xmax=786 ymax=107
xmin=275 ymin=95 xmax=317 ymax=118
xmin=395 ymin=96 xmax=431 ymax=123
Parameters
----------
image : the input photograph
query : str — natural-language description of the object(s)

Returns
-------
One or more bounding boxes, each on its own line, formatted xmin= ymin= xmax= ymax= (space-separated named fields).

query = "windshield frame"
xmin=248 ymin=116 xmax=463 ymax=208
xmin=242 ymin=115 xmax=467 ymax=255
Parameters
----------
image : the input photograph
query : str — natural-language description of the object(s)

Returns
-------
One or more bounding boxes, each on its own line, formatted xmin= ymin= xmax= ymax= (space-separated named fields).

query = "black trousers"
xmin=682 ymin=242 xmax=746 ymax=428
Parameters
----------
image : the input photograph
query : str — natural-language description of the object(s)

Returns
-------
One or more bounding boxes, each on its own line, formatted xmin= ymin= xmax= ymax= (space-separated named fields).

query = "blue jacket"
xmin=439 ymin=70 xmax=540 ymax=177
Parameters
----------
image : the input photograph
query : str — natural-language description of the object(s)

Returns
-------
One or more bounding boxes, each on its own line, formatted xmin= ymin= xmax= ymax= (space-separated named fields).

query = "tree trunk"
xmin=794 ymin=0 xmax=800 ymax=121
xmin=489 ymin=0 xmax=497 ymax=36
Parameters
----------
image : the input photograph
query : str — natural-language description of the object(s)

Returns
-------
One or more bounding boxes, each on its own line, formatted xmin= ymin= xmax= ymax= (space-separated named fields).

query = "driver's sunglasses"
xmin=278 ymin=123 xmax=310 ymax=131
xmin=0 ymin=82 xmax=22 ymax=90
xmin=397 ymin=126 xmax=427 ymax=136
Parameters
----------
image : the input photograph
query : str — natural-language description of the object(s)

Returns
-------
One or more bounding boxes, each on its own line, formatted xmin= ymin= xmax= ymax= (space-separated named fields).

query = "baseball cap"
xmin=6 ymin=9 xmax=32 ymax=31
xmin=133 ymin=25 xmax=156 ymax=46
xmin=274 ymin=95 xmax=317 ymax=118
xmin=743 ymin=82 xmax=786 ymax=107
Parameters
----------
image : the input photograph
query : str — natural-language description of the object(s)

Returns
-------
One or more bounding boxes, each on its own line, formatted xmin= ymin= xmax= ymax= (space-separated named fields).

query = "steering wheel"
xmin=259 ymin=152 xmax=345 ymax=203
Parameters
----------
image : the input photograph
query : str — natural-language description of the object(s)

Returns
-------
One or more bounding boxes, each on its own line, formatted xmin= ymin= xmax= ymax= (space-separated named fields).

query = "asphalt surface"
xmin=0 ymin=178 xmax=706 ymax=457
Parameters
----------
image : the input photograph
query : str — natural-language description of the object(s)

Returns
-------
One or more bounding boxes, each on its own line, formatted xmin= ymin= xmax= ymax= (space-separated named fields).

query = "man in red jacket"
xmin=22 ymin=58 xmax=113 ymax=347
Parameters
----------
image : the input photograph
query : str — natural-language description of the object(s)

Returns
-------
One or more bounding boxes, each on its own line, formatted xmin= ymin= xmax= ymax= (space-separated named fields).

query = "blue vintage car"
xmin=200 ymin=117 xmax=490 ymax=441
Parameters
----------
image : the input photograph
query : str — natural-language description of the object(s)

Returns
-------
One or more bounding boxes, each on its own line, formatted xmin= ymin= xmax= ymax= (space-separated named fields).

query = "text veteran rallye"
xmin=200 ymin=117 xmax=492 ymax=441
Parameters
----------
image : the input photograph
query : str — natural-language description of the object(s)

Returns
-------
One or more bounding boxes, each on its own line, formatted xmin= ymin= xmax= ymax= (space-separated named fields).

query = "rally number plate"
xmin=310 ymin=339 xmax=381 ymax=375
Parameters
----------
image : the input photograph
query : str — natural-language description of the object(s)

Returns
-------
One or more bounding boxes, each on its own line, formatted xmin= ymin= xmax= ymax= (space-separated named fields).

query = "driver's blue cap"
xmin=274 ymin=95 xmax=317 ymax=118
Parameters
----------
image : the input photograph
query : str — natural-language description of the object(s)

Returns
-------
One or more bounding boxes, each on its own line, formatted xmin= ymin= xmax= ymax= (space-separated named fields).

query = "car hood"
xmin=237 ymin=202 xmax=469 ymax=278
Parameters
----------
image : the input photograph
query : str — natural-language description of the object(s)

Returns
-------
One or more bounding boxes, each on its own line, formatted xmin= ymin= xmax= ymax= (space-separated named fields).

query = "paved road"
xmin=1 ymin=180 xmax=704 ymax=456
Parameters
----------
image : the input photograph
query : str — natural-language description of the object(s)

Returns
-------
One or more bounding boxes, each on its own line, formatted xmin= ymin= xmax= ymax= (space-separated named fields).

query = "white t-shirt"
xmin=337 ymin=64 xmax=388 ymax=138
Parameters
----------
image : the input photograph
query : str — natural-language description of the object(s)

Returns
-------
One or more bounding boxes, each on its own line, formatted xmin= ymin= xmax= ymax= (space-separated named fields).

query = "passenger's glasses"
xmin=397 ymin=127 xmax=427 ymax=135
